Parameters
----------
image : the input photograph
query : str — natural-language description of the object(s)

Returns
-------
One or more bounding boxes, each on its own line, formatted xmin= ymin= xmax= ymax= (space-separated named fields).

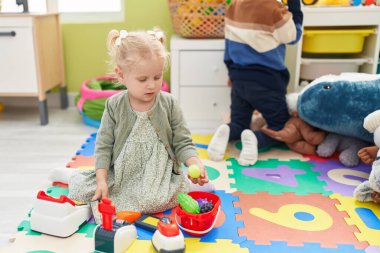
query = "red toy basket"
xmin=175 ymin=191 xmax=221 ymax=236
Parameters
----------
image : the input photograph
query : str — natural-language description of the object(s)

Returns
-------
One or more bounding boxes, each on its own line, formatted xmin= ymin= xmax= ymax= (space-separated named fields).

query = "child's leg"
xmin=208 ymin=82 xmax=253 ymax=161
xmin=250 ymin=71 xmax=290 ymax=150
xmin=48 ymin=167 xmax=77 ymax=184
xmin=228 ymin=83 xmax=254 ymax=140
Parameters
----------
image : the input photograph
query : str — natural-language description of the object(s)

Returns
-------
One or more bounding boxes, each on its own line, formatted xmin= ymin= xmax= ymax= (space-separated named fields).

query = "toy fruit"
xmin=200 ymin=202 xmax=214 ymax=213
xmin=196 ymin=198 xmax=208 ymax=208
xmin=188 ymin=164 xmax=201 ymax=179
xmin=116 ymin=211 xmax=141 ymax=223
xmin=178 ymin=193 xmax=200 ymax=214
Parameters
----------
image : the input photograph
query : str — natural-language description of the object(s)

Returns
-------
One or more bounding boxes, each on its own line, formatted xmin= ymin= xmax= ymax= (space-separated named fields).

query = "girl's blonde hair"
xmin=107 ymin=28 xmax=169 ymax=74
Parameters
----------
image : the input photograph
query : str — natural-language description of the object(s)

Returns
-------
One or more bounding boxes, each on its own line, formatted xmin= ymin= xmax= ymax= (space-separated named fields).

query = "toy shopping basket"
xmin=175 ymin=191 xmax=221 ymax=236
xmin=168 ymin=0 xmax=228 ymax=38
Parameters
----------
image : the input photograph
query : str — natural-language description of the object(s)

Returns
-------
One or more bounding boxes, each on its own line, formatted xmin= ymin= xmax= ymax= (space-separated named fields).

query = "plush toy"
xmin=316 ymin=133 xmax=370 ymax=167
xmin=358 ymin=145 xmax=379 ymax=165
xmin=262 ymin=112 xmax=326 ymax=155
xmin=354 ymin=110 xmax=380 ymax=204
xmin=297 ymin=73 xmax=380 ymax=143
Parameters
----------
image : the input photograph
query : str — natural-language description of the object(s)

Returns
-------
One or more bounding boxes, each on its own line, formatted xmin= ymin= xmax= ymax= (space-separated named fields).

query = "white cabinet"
xmin=0 ymin=13 xmax=67 ymax=125
xmin=287 ymin=6 xmax=380 ymax=91
xmin=170 ymin=36 xmax=230 ymax=130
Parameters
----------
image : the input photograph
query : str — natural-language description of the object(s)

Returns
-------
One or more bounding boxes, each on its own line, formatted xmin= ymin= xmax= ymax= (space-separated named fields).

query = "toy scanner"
xmin=30 ymin=191 xmax=91 ymax=237
xmin=94 ymin=198 xmax=137 ymax=253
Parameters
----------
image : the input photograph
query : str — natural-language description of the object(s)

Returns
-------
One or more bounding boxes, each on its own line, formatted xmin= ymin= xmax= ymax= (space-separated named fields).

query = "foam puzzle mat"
xmin=1 ymin=132 xmax=380 ymax=253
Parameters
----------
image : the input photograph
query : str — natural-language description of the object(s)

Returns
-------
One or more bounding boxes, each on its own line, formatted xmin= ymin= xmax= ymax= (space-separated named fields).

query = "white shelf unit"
xmin=287 ymin=6 xmax=380 ymax=91
xmin=170 ymin=7 xmax=380 ymax=129
xmin=0 ymin=13 xmax=67 ymax=125
xmin=170 ymin=37 xmax=230 ymax=131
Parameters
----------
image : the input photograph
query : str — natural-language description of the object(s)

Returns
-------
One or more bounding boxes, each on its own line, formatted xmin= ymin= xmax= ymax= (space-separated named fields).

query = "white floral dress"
xmin=68 ymin=110 xmax=189 ymax=213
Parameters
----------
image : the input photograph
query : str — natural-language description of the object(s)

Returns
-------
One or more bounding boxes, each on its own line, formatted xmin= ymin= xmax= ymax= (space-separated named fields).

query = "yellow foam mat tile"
xmin=331 ymin=194 xmax=380 ymax=247
xmin=192 ymin=134 xmax=213 ymax=146
xmin=127 ymin=238 xmax=249 ymax=253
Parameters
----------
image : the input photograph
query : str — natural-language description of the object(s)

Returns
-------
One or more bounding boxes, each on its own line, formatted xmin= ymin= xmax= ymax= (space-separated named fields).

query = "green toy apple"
xmin=188 ymin=164 xmax=201 ymax=179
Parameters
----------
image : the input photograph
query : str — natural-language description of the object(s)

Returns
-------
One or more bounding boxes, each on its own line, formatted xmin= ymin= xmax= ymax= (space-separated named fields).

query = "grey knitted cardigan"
xmin=94 ymin=90 xmax=198 ymax=174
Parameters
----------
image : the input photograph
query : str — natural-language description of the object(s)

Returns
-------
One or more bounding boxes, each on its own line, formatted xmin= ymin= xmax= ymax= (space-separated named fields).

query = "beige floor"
xmin=0 ymin=106 xmax=94 ymax=248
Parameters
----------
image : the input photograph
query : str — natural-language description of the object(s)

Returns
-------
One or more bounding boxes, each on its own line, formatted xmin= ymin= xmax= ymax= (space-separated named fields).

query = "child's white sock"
xmin=238 ymin=129 xmax=258 ymax=166
xmin=48 ymin=167 xmax=76 ymax=184
xmin=207 ymin=124 xmax=230 ymax=161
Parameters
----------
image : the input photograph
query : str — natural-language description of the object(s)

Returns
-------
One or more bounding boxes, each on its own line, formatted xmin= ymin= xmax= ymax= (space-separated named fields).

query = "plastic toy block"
xmin=66 ymin=155 xmax=94 ymax=169
xmin=234 ymin=192 xmax=368 ymax=248
xmin=227 ymin=158 xmax=331 ymax=195
xmin=240 ymin=240 xmax=365 ymax=253
xmin=331 ymin=194 xmax=380 ymax=247
xmin=310 ymin=160 xmax=371 ymax=196
xmin=17 ymin=220 xmax=42 ymax=236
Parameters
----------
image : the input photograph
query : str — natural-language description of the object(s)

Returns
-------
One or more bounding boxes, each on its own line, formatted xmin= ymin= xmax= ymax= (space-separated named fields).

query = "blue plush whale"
xmin=297 ymin=73 xmax=380 ymax=143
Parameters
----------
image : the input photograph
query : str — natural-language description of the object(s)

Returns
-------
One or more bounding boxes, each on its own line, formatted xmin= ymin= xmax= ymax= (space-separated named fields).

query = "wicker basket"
xmin=169 ymin=0 xmax=228 ymax=38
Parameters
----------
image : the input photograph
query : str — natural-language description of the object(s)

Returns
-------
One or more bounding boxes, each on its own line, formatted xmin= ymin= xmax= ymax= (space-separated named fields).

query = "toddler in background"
xmin=208 ymin=0 xmax=304 ymax=165
xmin=50 ymin=28 xmax=208 ymax=213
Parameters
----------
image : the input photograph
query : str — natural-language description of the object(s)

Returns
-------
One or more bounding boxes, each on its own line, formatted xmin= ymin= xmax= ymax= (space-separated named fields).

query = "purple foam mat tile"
xmin=366 ymin=246 xmax=380 ymax=253
xmin=310 ymin=159 xmax=371 ymax=196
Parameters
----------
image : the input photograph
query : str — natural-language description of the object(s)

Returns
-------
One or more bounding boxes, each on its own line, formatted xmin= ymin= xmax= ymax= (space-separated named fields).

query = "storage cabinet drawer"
xmin=179 ymin=87 xmax=230 ymax=121
xmin=179 ymin=51 xmax=228 ymax=86
xmin=0 ymin=27 xmax=37 ymax=93
xmin=0 ymin=17 xmax=33 ymax=27
xmin=300 ymin=58 xmax=368 ymax=80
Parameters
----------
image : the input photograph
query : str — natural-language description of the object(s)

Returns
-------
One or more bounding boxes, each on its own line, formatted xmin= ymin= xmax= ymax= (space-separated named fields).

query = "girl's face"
xmin=116 ymin=55 xmax=164 ymax=110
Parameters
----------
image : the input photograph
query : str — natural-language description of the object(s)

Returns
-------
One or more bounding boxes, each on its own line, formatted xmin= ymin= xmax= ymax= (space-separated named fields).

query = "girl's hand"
xmin=186 ymin=157 xmax=209 ymax=186
xmin=92 ymin=181 xmax=109 ymax=201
